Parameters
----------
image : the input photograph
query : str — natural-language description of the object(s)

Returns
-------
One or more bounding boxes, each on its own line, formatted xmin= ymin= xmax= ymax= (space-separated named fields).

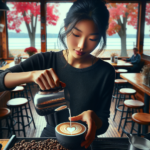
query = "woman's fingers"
xmin=32 ymin=68 xmax=66 ymax=90
xmin=44 ymin=70 xmax=56 ymax=88
xmin=81 ymin=119 xmax=96 ymax=149
xmin=84 ymin=136 xmax=95 ymax=149
xmin=81 ymin=134 xmax=95 ymax=148
xmin=85 ymin=120 xmax=96 ymax=140
xmin=36 ymin=76 xmax=46 ymax=90
xmin=48 ymin=68 xmax=60 ymax=87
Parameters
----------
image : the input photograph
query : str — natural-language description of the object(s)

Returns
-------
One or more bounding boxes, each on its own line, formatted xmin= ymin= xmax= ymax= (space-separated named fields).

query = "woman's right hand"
xmin=31 ymin=68 xmax=66 ymax=90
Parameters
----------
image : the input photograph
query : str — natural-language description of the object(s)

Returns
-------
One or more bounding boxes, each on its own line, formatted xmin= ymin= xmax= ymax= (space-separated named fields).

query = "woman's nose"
xmin=77 ymin=38 xmax=86 ymax=49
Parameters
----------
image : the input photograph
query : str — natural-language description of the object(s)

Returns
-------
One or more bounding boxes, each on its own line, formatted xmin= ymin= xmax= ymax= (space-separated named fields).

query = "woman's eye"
xmin=90 ymin=39 xmax=98 ymax=41
xmin=72 ymin=33 xmax=79 ymax=37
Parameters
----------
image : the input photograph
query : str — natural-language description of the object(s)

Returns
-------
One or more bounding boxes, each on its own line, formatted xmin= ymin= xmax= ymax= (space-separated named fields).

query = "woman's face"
xmin=65 ymin=19 xmax=100 ymax=60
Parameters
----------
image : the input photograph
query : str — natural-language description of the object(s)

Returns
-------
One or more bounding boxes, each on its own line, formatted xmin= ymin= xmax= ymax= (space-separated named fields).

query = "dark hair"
xmin=58 ymin=0 xmax=109 ymax=62
xmin=133 ymin=47 xmax=138 ymax=52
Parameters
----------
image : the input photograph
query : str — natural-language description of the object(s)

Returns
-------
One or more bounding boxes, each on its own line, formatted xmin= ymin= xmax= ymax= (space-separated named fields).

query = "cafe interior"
xmin=0 ymin=0 xmax=150 ymax=149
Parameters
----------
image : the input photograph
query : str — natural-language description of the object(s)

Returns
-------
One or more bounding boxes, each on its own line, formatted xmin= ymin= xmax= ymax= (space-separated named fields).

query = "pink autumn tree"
xmin=7 ymin=2 xmax=60 ymax=47
xmin=107 ymin=3 xmax=150 ymax=56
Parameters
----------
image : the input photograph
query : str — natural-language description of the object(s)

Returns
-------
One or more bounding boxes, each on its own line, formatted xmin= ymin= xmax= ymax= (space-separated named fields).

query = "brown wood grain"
xmin=132 ymin=113 xmax=150 ymax=125
xmin=1 ymin=11 xmax=8 ymax=59
xmin=120 ymin=73 xmax=150 ymax=96
xmin=0 ymin=108 xmax=11 ymax=120
xmin=41 ymin=0 xmax=47 ymax=52
xmin=137 ymin=1 xmax=146 ymax=55
xmin=0 ymin=91 xmax=11 ymax=108
xmin=104 ymin=60 xmax=133 ymax=67
xmin=0 ymin=59 xmax=26 ymax=70
xmin=0 ymin=139 xmax=9 ymax=150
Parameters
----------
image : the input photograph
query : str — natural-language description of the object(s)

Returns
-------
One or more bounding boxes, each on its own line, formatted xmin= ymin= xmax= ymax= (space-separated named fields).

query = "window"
xmin=46 ymin=2 xmax=73 ymax=52
xmin=96 ymin=3 xmax=139 ymax=58
xmin=143 ymin=2 xmax=150 ymax=56
xmin=6 ymin=2 xmax=41 ymax=58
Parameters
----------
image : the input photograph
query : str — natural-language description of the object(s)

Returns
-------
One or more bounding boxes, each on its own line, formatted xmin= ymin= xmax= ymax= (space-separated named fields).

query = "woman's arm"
xmin=4 ymin=71 xmax=32 ymax=89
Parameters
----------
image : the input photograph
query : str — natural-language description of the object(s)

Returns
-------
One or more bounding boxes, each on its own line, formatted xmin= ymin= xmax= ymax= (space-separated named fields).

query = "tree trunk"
xmin=120 ymin=34 xmax=128 ymax=56
xmin=23 ymin=11 xmax=36 ymax=48
xmin=30 ymin=35 xmax=35 ymax=47
xmin=117 ymin=12 xmax=128 ymax=57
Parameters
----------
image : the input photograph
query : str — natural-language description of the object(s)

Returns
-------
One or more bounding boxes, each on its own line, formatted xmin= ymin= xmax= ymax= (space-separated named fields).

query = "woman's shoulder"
xmin=33 ymin=50 xmax=62 ymax=58
xmin=100 ymin=59 xmax=115 ymax=69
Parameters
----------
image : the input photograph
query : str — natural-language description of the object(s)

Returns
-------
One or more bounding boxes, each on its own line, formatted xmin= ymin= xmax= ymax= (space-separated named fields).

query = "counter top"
xmin=1 ymin=136 xmax=130 ymax=150
xmin=0 ymin=139 xmax=9 ymax=150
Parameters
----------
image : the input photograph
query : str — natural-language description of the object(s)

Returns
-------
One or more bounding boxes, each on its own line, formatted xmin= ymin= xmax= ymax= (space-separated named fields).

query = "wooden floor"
xmin=1 ymin=83 xmax=149 ymax=139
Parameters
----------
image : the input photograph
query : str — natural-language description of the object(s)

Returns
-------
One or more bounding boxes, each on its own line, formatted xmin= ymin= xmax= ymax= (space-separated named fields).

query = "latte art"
xmin=56 ymin=122 xmax=86 ymax=135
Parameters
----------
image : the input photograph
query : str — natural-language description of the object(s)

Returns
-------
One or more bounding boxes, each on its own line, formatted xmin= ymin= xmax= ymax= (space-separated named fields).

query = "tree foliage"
xmin=7 ymin=2 xmax=60 ymax=47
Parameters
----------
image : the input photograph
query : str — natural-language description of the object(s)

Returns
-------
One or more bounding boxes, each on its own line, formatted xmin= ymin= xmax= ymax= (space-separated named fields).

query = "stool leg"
xmin=9 ymin=115 xmax=15 ymax=135
xmin=24 ymin=86 xmax=30 ymax=101
xmin=118 ymin=103 xmax=125 ymax=132
xmin=112 ymin=84 xmax=116 ymax=102
xmin=11 ymin=92 xmax=13 ymax=99
xmin=130 ymin=121 xmax=135 ymax=134
xmin=16 ymin=107 xmax=20 ymax=136
xmin=137 ymin=124 xmax=141 ymax=136
xmin=113 ymin=91 xmax=121 ymax=121
xmin=6 ymin=117 xmax=11 ymax=138
xmin=24 ymin=105 xmax=30 ymax=127
xmin=27 ymin=83 xmax=34 ymax=101
xmin=20 ymin=106 xmax=26 ymax=137
xmin=22 ymin=91 xmax=36 ymax=129
xmin=21 ymin=91 xmax=30 ymax=127
xmin=114 ymin=84 xmax=119 ymax=112
xmin=121 ymin=107 xmax=129 ymax=137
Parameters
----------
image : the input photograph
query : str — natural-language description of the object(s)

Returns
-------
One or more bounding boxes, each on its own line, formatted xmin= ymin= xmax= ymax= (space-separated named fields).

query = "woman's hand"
xmin=68 ymin=110 xmax=98 ymax=149
xmin=31 ymin=68 xmax=66 ymax=90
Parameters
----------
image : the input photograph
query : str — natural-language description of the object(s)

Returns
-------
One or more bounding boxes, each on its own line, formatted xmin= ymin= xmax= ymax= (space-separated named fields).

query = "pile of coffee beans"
xmin=9 ymin=138 xmax=69 ymax=150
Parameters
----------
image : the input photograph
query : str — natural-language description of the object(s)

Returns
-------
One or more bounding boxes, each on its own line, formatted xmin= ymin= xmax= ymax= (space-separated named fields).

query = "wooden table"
xmin=104 ymin=60 xmax=133 ymax=67
xmin=0 ymin=139 xmax=9 ymax=150
xmin=120 ymin=73 xmax=150 ymax=134
xmin=0 ymin=59 xmax=26 ymax=70
xmin=0 ymin=137 xmax=130 ymax=150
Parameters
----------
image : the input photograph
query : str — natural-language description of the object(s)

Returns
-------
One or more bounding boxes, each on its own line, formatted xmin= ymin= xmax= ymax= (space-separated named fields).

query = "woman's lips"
xmin=75 ymin=50 xmax=84 ymax=56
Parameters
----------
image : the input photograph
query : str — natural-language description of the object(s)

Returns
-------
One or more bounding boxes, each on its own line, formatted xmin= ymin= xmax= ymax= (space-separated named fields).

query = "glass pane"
xmin=143 ymin=2 xmax=150 ymax=56
xmin=46 ymin=2 xmax=73 ymax=52
xmin=96 ymin=3 xmax=139 ymax=58
xmin=7 ymin=2 xmax=41 ymax=58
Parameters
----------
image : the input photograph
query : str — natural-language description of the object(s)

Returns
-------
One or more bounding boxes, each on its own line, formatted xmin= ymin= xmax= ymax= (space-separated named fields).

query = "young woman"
xmin=0 ymin=0 xmax=115 ymax=149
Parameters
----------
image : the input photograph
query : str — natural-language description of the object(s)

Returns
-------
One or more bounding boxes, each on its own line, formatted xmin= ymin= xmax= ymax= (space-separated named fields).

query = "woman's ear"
xmin=64 ymin=27 xmax=67 ymax=31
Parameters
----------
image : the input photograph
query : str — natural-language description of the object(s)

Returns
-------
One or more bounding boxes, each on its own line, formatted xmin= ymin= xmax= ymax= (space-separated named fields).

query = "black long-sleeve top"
xmin=0 ymin=50 xmax=115 ymax=136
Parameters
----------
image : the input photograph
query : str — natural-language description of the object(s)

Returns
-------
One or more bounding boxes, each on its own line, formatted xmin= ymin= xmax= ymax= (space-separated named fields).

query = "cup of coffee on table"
xmin=55 ymin=121 xmax=87 ymax=149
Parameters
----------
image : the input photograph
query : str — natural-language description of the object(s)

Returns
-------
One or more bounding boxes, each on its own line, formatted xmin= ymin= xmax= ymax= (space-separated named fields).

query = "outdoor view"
xmin=143 ymin=2 xmax=150 ymax=56
xmin=6 ymin=2 xmax=149 ymax=58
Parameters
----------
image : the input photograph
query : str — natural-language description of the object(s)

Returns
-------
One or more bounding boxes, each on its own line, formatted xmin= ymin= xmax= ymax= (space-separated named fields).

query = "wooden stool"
xmin=112 ymin=79 xmax=128 ymax=103
xmin=113 ymin=88 xmax=136 ymax=122
xmin=7 ymin=98 xmax=35 ymax=137
xmin=11 ymin=86 xmax=24 ymax=98
xmin=119 ymin=100 xmax=144 ymax=137
xmin=26 ymin=83 xmax=34 ymax=101
xmin=130 ymin=113 xmax=150 ymax=136
xmin=11 ymin=86 xmax=36 ymax=129
xmin=20 ymin=83 xmax=32 ymax=102
xmin=115 ymin=69 xmax=128 ymax=79
xmin=0 ymin=108 xmax=15 ymax=138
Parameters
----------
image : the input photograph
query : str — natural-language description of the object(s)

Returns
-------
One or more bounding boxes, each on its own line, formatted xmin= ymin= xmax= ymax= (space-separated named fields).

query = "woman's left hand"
xmin=68 ymin=110 xmax=97 ymax=149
